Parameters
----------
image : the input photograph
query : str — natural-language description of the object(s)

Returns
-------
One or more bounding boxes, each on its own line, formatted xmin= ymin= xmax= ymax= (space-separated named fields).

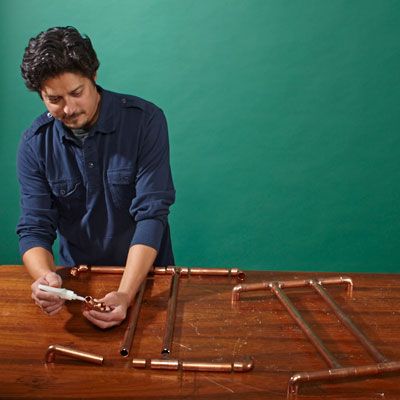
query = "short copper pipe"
xmin=161 ymin=270 xmax=181 ymax=355
xmin=270 ymin=283 xmax=341 ymax=369
xmin=310 ymin=280 xmax=388 ymax=363
xmin=45 ymin=345 xmax=103 ymax=365
xmin=131 ymin=358 xmax=147 ymax=368
xmin=231 ymin=276 xmax=352 ymax=301
xmin=287 ymin=361 xmax=400 ymax=400
xmin=151 ymin=358 xmax=180 ymax=370
xmin=120 ymin=281 xmax=146 ymax=357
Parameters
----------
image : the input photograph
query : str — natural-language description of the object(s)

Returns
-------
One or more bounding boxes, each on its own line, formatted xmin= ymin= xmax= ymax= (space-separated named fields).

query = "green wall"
xmin=1 ymin=0 xmax=399 ymax=272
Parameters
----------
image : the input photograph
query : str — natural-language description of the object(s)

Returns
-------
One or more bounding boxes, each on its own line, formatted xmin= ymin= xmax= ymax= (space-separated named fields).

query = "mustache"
xmin=63 ymin=112 xmax=83 ymax=121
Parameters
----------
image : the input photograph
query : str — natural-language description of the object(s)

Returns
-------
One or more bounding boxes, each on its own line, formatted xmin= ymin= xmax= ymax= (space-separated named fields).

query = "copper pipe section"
xmin=287 ymin=361 xmax=400 ymax=400
xmin=131 ymin=358 xmax=147 ymax=368
xmin=153 ymin=266 xmax=245 ymax=280
xmin=310 ymin=280 xmax=388 ymax=363
xmin=45 ymin=345 xmax=103 ymax=365
xmin=231 ymin=276 xmax=352 ymax=301
xmin=71 ymin=264 xmax=246 ymax=281
xmin=182 ymin=357 xmax=254 ymax=372
xmin=120 ymin=281 xmax=146 ymax=357
xmin=143 ymin=358 xmax=253 ymax=372
xmin=161 ymin=270 xmax=181 ymax=355
xmin=151 ymin=358 xmax=180 ymax=370
xmin=270 ymin=283 xmax=341 ymax=369
xmin=70 ymin=265 xmax=125 ymax=276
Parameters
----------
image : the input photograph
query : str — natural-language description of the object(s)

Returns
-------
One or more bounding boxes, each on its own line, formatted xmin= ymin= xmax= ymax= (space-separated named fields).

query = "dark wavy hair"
xmin=21 ymin=26 xmax=100 ymax=93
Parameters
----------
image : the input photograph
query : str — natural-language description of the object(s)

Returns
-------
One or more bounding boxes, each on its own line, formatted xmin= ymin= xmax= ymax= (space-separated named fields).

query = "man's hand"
xmin=31 ymin=271 xmax=64 ymax=315
xmin=82 ymin=291 xmax=130 ymax=329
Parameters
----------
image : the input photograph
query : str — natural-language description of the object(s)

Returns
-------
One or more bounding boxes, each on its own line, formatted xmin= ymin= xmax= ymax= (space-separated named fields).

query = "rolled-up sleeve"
xmin=129 ymin=109 xmax=175 ymax=251
xmin=16 ymin=136 xmax=58 ymax=256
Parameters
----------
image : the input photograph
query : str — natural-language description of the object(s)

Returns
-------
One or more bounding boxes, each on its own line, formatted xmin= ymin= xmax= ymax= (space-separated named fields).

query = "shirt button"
xmin=60 ymin=189 xmax=66 ymax=195
xmin=121 ymin=98 xmax=126 ymax=104
xmin=88 ymin=162 xmax=95 ymax=168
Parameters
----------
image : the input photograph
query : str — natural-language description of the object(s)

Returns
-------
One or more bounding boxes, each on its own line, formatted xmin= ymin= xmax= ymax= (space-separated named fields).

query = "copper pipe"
xmin=231 ymin=276 xmax=352 ymax=301
xmin=287 ymin=361 xmax=400 ymax=400
xmin=45 ymin=345 xmax=103 ymax=365
xmin=71 ymin=264 xmax=246 ymax=281
xmin=270 ymin=283 xmax=341 ymax=369
xmin=131 ymin=358 xmax=147 ymax=368
xmin=137 ymin=358 xmax=253 ymax=372
xmin=310 ymin=280 xmax=388 ymax=363
xmin=120 ymin=280 xmax=146 ymax=357
xmin=161 ymin=270 xmax=181 ymax=355
xmin=182 ymin=358 xmax=254 ymax=372
xmin=151 ymin=358 xmax=180 ymax=370
xmin=153 ymin=266 xmax=245 ymax=280
xmin=70 ymin=265 xmax=125 ymax=276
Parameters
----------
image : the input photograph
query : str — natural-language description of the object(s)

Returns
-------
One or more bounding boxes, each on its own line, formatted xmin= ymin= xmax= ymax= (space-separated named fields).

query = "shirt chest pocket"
xmin=49 ymin=178 xmax=85 ymax=216
xmin=107 ymin=168 xmax=136 ymax=209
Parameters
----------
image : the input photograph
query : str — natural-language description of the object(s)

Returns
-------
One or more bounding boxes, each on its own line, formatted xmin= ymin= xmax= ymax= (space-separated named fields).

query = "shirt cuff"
xmin=19 ymin=237 xmax=53 ymax=257
xmin=130 ymin=218 xmax=165 ymax=251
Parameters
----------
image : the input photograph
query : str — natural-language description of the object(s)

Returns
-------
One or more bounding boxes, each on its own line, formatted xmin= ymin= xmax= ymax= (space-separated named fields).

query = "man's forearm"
xmin=118 ymin=244 xmax=157 ymax=304
xmin=22 ymin=247 xmax=56 ymax=280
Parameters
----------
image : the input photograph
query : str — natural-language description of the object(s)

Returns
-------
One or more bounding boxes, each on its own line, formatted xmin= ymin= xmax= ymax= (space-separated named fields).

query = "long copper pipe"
xmin=132 ymin=357 xmax=254 ymax=372
xmin=119 ymin=280 xmax=146 ymax=357
xmin=161 ymin=270 xmax=181 ymax=355
xmin=310 ymin=280 xmax=388 ymax=363
xmin=45 ymin=345 xmax=103 ymax=365
xmin=231 ymin=276 xmax=352 ymax=301
xmin=287 ymin=361 xmax=400 ymax=400
xmin=270 ymin=283 xmax=341 ymax=369
xmin=71 ymin=265 xmax=246 ymax=281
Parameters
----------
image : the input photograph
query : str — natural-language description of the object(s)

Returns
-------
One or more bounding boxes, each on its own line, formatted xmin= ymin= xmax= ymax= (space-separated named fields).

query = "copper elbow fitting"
xmin=45 ymin=345 xmax=103 ymax=365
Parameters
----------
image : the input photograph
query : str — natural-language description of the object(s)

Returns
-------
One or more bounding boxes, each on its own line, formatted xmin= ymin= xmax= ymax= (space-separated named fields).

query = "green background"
xmin=0 ymin=1 xmax=399 ymax=272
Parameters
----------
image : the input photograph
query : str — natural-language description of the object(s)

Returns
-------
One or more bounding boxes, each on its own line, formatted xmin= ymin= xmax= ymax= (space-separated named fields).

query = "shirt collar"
xmin=58 ymin=85 xmax=116 ymax=143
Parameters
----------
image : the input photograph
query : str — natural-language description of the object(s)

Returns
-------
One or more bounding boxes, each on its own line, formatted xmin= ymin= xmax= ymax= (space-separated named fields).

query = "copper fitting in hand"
xmin=45 ymin=345 xmax=103 ymax=365
xmin=84 ymin=296 xmax=112 ymax=312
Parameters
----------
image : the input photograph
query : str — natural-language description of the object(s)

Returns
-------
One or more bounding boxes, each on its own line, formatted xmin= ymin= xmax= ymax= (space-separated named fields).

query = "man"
xmin=17 ymin=26 xmax=175 ymax=329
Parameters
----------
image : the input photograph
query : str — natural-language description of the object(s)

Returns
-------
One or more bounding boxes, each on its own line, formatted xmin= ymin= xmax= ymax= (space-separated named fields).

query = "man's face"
xmin=40 ymin=72 xmax=100 ymax=129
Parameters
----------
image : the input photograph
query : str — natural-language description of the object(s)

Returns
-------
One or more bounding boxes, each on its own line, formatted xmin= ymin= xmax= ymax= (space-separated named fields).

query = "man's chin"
xmin=63 ymin=118 xmax=86 ymax=129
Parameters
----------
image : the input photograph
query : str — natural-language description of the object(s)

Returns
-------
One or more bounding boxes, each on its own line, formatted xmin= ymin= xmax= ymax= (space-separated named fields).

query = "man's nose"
xmin=63 ymin=99 xmax=78 ymax=116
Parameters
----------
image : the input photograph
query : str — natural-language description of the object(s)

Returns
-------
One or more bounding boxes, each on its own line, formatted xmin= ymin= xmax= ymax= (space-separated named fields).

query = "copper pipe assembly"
xmin=132 ymin=357 xmax=254 ymax=372
xmin=162 ymin=269 xmax=181 ymax=355
xmin=45 ymin=344 xmax=103 ymax=365
xmin=232 ymin=276 xmax=400 ymax=399
xmin=70 ymin=264 xmax=246 ymax=281
xmin=231 ymin=276 xmax=353 ymax=302
xmin=287 ymin=361 xmax=400 ymax=400
xmin=126 ymin=267 xmax=252 ymax=373
xmin=120 ymin=280 xmax=147 ymax=357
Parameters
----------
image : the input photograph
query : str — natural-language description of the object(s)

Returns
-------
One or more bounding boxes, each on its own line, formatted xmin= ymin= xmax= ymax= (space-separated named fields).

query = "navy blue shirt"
xmin=16 ymin=87 xmax=175 ymax=267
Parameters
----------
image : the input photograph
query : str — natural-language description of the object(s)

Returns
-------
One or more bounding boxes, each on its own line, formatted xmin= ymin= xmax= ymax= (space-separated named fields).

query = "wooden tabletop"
xmin=0 ymin=266 xmax=399 ymax=400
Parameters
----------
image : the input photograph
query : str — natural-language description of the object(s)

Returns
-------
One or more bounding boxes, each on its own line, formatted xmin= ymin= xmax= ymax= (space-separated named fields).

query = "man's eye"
xmin=49 ymin=97 xmax=60 ymax=104
xmin=71 ymin=91 xmax=82 ymax=97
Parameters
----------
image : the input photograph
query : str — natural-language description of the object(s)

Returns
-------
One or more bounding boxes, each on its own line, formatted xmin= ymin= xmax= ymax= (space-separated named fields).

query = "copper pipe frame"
xmin=128 ymin=267 xmax=253 ymax=372
xmin=45 ymin=344 xmax=103 ymax=365
xmin=120 ymin=281 xmax=146 ymax=357
xmin=232 ymin=276 xmax=400 ymax=399
xmin=70 ymin=264 xmax=246 ymax=281
xmin=131 ymin=357 xmax=254 ymax=372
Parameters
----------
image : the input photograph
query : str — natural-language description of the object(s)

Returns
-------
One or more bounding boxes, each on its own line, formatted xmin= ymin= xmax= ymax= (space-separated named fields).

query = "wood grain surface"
xmin=0 ymin=266 xmax=399 ymax=399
